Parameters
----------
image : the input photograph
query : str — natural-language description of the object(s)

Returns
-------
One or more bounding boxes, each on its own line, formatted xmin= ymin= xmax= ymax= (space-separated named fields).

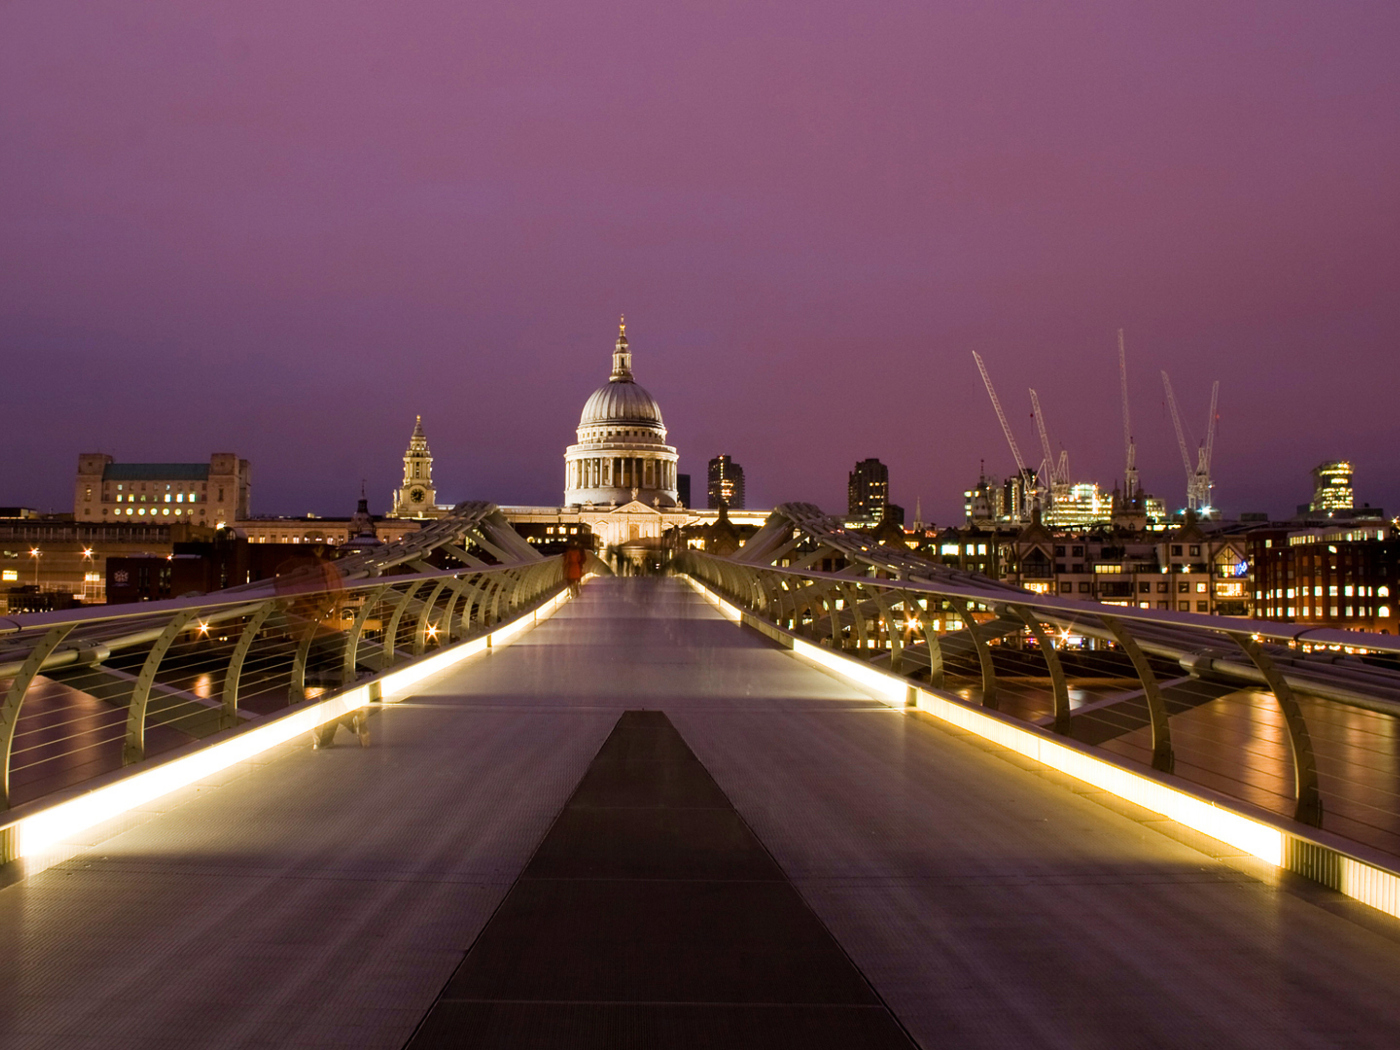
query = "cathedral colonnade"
xmin=568 ymin=457 xmax=676 ymax=492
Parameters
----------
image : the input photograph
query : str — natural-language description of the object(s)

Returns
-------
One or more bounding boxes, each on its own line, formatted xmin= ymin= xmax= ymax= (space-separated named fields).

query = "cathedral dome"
xmin=579 ymin=380 xmax=665 ymax=428
xmin=564 ymin=318 xmax=680 ymax=509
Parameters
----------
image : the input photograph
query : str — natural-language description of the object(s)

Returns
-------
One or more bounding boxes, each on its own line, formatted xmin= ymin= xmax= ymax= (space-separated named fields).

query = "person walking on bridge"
xmin=563 ymin=542 xmax=586 ymax=598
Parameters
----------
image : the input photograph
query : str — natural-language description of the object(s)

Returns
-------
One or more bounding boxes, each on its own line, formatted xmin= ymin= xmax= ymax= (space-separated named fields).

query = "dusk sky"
xmin=3 ymin=1 xmax=1397 ymax=522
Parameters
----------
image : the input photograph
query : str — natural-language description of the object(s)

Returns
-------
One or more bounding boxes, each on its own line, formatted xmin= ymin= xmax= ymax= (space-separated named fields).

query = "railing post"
xmin=221 ymin=600 xmax=278 ymax=730
xmin=414 ymin=582 xmax=449 ymax=655
xmin=842 ymin=585 xmax=869 ymax=652
xmin=1229 ymin=631 xmax=1323 ymax=826
xmin=342 ymin=585 xmax=390 ymax=688
xmin=869 ymin=588 xmax=900 ymax=671
xmin=289 ymin=617 xmax=321 ymax=705
xmin=380 ymin=581 xmax=422 ymax=670
xmin=958 ymin=600 xmax=998 ymax=710
xmin=0 ymin=625 xmax=74 ymax=808
xmin=825 ymin=586 xmax=843 ymax=648
xmin=1102 ymin=615 xmax=1173 ymax=773
xmin=124 ymin=609 xmax=197 ymax=766
xmin=916 ymin=597 xmax=946 ymax=689
xmin=454 ymin=574 xmax=487 ymax=639
xmin=1011 ymin=605 xmax=1070 ymax=733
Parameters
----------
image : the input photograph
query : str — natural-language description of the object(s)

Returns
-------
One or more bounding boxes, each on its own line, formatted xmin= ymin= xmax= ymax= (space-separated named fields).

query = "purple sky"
xmin=3 ymin=1 xmax=1397 ymax=522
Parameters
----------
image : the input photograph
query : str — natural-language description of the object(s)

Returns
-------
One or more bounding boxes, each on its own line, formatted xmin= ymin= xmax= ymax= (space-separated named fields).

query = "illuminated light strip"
xmin=680 ymin=574 xmax=742 ymax=622
xmin=681 ymin=572 xmax=1400 ymax=921
xmin=5 ymin=585 xmax=573 ymax=864
xmin=792 ymin=638 xmax=908 ymax=705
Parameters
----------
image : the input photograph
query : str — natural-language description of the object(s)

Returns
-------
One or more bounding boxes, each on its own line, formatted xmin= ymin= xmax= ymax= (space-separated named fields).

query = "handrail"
xmin=676 ymin=547 xmax=1400 ymax=834
xmin=0 ymin=550 xmax=565 ymax=810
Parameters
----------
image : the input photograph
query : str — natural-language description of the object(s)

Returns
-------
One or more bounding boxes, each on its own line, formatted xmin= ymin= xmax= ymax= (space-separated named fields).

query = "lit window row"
xmin=115 ymin=493 xmax=197 ymax=503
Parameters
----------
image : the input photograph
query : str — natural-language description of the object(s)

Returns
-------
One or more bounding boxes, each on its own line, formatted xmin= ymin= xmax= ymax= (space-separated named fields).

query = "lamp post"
xmin=82 ymin=547 xmax=95 ymax=601
xmin=29 ymin=547 xmax=40 ymax=587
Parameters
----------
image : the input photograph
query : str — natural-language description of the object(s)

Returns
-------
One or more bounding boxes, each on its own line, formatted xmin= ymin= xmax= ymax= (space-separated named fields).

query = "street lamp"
xmin=28 ymin=548 xmax=40 ymax=587
xmin=81 ymin=548 xmax=96 ymax=601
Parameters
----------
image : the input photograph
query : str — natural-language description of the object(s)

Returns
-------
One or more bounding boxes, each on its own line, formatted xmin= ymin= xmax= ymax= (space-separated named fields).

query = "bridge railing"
xmin=0 ymin=556 xmax=565 ymax=809
xmin=676 ymin=549 xmax=1400 ymax=848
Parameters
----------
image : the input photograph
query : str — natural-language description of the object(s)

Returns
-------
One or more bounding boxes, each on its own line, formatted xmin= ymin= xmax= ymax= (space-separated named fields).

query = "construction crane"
xmin=1029 ymin=388 xmax=1069 ymax=505
xmin=1162 ymin=372 xmax=1220 ymax=514
xmin=973 ymin=351 xmax=1037 ymax=520
xmin=1199 ymin=380 xmax=1220 ymax=513
xmin=1118 ymin=329 xmax=1138 ymax=499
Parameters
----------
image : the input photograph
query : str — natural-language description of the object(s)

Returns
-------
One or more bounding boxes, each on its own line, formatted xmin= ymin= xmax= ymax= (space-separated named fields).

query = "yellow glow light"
xmin=681 ymin=571 xmax=1400 ymax=921
xmin=2 ymin=582 xmax=578 ymax=869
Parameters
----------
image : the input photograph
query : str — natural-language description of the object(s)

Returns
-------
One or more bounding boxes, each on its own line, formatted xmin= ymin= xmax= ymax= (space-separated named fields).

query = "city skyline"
xmin=2 ymin=3 xmax=1397 ymax=520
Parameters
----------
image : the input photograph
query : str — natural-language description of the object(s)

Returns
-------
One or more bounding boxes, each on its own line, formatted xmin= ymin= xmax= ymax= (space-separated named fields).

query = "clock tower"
xmin=391 ymin=415 xmax=437 ymax=518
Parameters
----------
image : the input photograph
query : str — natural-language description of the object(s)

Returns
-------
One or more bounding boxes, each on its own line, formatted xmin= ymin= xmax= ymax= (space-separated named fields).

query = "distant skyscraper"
xmin=1311 ymin=461 xmax=1354 ymax=513
xmin=707 ymin=455 xmax=745 ymax=509
xmin=848 ymin=458 xmax=889 ymax=520
xmin=677 ymin=473 xmax=691 ymax=508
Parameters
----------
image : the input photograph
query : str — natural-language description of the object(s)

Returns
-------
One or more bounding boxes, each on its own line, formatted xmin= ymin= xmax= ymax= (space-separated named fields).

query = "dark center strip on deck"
xmin=405 ymin=710 xmax=917 ymax=1049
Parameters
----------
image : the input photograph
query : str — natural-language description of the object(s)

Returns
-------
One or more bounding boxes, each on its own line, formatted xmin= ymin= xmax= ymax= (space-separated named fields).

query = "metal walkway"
xmin=4 ymin=578 xmax=1400 ymax=1048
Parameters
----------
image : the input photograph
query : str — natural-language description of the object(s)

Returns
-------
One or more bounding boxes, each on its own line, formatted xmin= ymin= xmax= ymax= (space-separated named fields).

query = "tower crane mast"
xmin=1162 ymin=371 xmax=1220 ymax=514
xmin=1029 ymin=389 xmax=1069 ymax=498
xmin=1198 ymin=380 xmax=1220 ymax=512
xmin=1118 ymin=329 xmax=1138 ymax=498
xmin=973 ymin=351 xmax=1036 ymax=519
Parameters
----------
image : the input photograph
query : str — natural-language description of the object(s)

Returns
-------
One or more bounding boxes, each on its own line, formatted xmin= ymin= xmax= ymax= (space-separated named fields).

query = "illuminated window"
xmin=0 ymin=570 xmax=15 ymax=581
xmin=1196 ymin=582 xmax=1207 ymax=593
xmin=1381 ymin=606 xmax=1392 ymax=617
xmin=1380 ymin=586 xmax=1390 ymax=598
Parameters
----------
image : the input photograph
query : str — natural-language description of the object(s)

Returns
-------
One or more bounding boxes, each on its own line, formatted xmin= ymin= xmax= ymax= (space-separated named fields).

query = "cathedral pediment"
xmin=614 ymin=500 xmax=663 ymax=516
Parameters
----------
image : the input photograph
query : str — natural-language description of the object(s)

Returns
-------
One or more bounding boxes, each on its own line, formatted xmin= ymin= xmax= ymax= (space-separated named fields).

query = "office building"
xmin=707 ymin=455 xmax=745 ymax=509
xmin=848 ymin=458 xmax=889 ymax=520
xmin=1310 ymin=461 xmax=1355 ymax=514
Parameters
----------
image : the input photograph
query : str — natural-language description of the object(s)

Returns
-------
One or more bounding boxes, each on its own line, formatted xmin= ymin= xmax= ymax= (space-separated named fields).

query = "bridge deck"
xmin=3 ymin=578 xmax=1400 ymax=1048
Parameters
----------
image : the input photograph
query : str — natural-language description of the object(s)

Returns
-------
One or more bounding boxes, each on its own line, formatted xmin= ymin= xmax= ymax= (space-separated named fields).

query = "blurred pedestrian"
xmin=563 ymin=542 xmax=586 ymax=598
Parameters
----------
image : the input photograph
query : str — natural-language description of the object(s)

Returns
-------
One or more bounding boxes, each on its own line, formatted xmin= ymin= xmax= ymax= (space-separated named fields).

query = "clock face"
xmin=410 ymin=487 xmax=426 ymax=503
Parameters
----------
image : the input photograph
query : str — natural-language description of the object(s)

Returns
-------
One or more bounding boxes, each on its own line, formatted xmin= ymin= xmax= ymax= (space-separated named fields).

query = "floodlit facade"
xmin=390 ymin=415 xmax=438 ymax=518
xmin=564 ymin=319 xmax=680 ymax=510
xmin=75 ymin=453 xmax=249 ymax=526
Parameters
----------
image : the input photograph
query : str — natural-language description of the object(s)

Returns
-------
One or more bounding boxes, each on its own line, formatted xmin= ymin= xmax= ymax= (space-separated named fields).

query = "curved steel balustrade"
xmin=679 ymin=505 xmax=1400 ymax=847
xmin=0 ymin=503 xmax=565 ymax=809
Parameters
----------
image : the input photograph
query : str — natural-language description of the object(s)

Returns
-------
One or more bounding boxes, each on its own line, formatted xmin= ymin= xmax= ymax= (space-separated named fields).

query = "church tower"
xmin=391 ymin=415 xmax=436 ymax=518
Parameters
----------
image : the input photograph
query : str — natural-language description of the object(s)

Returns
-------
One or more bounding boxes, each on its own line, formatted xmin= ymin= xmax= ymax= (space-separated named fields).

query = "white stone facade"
xmin=564 ymin=320 xmax=680 ymax=509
